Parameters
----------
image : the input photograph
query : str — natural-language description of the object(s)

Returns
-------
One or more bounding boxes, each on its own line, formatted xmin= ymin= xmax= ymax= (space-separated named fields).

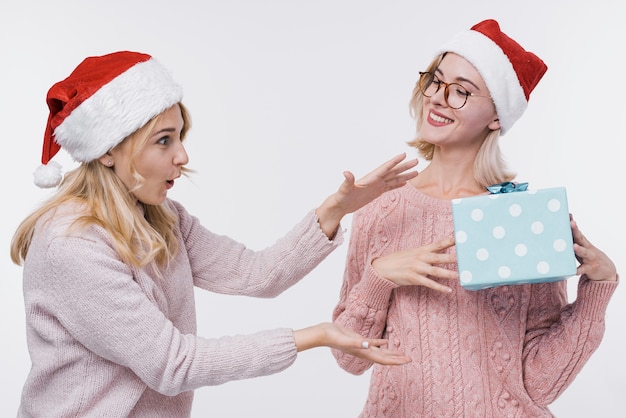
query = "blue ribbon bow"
xmin=486 ymin=181 xmax=529 ymax=194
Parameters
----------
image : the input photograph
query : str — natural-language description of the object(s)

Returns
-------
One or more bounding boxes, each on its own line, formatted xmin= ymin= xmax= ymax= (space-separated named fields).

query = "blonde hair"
xmin=407 ymin=53 xmax=515 ymax=188
xmin=11 ymin=103 xmax=192 ymax=271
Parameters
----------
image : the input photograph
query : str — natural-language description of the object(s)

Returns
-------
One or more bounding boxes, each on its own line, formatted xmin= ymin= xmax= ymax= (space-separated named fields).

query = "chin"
xmin=153 ymin=196 xmax=168 ymax=205
xmin=137 ymin=194 xmax=167 ymax=206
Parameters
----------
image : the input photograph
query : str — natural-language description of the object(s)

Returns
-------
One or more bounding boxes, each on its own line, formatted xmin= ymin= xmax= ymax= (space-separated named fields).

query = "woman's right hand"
xmin=371 ymin=236 xmax=458 ymax=293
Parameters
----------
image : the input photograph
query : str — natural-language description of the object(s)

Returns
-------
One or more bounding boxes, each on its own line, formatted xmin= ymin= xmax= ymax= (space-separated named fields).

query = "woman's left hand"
xmin=316 ymin=153 xmax=418 ymax=238
xmin=294 ymin=322 xmax=412 ymax=366
xmin=571 ymin=215 xmax=617 ymax=282
xmin=332 ymin=153 xmax=419 ymax=214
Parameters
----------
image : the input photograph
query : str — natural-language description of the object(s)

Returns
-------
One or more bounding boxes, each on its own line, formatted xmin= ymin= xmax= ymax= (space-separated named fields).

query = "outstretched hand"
xmin=333 ymin=153 xmax=419 ymax=215
xmin=294 ymin=322 xmax=412 ymax=366
xmin=316 ymin=153 xmax=419 ymax=238
xmin=570 ymin=215 xmax=617 ymax=282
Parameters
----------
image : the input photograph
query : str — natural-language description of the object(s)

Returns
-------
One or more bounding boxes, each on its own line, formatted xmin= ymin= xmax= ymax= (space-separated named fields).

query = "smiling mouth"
xmin=429 ymin=111 xmax=453 ymax=124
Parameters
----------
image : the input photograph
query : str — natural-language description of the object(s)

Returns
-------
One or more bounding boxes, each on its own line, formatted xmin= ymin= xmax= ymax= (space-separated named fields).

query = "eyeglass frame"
xmin=418 ymin=71 xmax=492 ymax=109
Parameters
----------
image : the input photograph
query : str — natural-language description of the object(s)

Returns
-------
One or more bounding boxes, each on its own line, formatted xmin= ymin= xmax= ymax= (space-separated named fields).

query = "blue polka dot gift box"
xmin=451 ymin=184 xmax=577 ymax=290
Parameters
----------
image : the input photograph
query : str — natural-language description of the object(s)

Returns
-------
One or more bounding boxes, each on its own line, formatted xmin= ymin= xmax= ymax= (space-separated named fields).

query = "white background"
xmin=1 ymin=1 xmax=624 ymax=417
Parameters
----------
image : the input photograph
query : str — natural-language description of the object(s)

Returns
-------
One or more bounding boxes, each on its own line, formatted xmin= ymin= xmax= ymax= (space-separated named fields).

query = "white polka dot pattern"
xmin=451 ymin=187 xmax=577 ymax=290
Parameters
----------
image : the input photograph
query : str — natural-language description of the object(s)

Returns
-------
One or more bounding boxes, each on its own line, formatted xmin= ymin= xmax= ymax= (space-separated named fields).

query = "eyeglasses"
xmin=418 ymin=71 xmax=491 ymax=109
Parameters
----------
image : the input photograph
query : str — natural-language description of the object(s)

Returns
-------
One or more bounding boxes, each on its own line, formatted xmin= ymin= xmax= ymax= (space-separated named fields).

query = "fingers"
xmin=372 ymin=235 xmax=458 ymax=291
xmin=430 ymin=236 xmax=456 ymax=251
xmin=367 ymin=350 xmax=412 ymax=366
xmin=385 ymin=169 xmax=419 ymax=189
xmin=570 ymin=216 xmax=595 ymax=251
xmin=570 ymin=217 xmax=586 ymax=246
xmin=370 ymin=153 xmax=419 ymax=180
xmin=419 ymin=278 xmax=454 ymax=293
xmin=381 ymin=158 xmax=419 ymax=185
xmin=574 ymin=245 xmax=617 ymax=281
xmin=358 ymin=338 xmax=387 ymax=349
xmin=570 ymin=215 xmax=617 ymax=282
xmin=356 ymin=338 xmax=412 ymax=365
xmin=410 ymin=257 xmax=458 ymax=293
xmin=428 ymin=264 xmax=458 ymax=279
xmin=571 ymin=217 xmax=593 ymax=265
xmin=422 ymin=237 xmax=457 ymax=267
xmin=573 ymin=242 xmax=587 ymax=264
xmin=382 ymin=158 xmax=419 ymax=179
xmin=377 ymin=153 xmax=410 ymax=172
xmin=360 ymin=153 xmax=409 ymax=181
xmin=571 ymin=215 xmax=597 ymax=260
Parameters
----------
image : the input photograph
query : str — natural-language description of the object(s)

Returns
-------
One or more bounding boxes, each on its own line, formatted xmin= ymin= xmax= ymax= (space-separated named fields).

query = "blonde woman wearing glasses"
xmin=331 ymin=19 xmax=617 ymax=417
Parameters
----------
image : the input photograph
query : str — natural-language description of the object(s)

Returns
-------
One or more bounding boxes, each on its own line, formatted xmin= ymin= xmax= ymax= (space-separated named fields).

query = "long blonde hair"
xmin=406 ymin=53 xmax=515 ymax=188
xmin=11 ymin=103 xmax=192 ymax=271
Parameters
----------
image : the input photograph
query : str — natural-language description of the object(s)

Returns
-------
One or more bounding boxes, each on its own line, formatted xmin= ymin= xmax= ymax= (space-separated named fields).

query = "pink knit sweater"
xmin=332 ymin=184 xmax=617 ymax=418
xmin=19 ymin=199 xmax=343 ymax=417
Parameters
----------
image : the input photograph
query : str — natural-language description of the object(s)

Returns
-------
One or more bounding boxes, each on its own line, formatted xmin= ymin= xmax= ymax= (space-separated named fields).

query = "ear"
xmin=488 ymin=118 xmax=501 ymax=131
xmin=98 ymin=152 xmax=114 ymax=168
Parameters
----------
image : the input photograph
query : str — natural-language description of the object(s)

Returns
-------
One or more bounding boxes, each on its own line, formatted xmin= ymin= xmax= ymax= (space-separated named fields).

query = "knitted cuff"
xmin=575 ymin=274 xmax=619 ymax=322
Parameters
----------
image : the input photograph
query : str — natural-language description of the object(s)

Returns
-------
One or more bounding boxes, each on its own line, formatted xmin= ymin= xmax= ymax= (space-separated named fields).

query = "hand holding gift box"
xmin=451 ymin=183 xmax=578 ymax=290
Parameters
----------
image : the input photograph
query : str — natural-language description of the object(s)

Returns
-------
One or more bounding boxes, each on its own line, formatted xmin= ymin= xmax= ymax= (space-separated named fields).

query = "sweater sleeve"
xmin=331 ymin=206 xmax=398 ymax=375
xmin=170 ymin=200 xmax=344 ymax=298
xmin=36 ymin=232 xmax=298 ymax=395
xmin=521 ymin=275 xmax=618 ymax=405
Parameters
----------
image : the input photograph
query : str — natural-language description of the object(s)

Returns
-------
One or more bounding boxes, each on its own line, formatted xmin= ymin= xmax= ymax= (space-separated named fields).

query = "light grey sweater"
xmin=18 ymin=199 xmax=343 ymax=417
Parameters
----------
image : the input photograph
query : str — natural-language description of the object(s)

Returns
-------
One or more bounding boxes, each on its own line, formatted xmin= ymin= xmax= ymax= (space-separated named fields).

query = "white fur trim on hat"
xmin=437 ymin=30 xmax=527 ymax=135
xmin=53 ymin=58 xmax=183 ymax=163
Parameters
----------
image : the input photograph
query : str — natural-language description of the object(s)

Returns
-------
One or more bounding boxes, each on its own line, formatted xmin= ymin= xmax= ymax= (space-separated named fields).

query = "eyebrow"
xmin=151 ymin=127 xmax=177 ymax=137
xmin=435 ymin=68 xmax=481 ymax=91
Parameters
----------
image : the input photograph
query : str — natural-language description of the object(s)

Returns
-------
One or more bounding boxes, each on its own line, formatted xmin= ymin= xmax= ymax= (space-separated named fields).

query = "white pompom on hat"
xmin=436 ymin=19 xmax=548 ymax=135
xmin=34 ymin=51 xmax=183 ymax=188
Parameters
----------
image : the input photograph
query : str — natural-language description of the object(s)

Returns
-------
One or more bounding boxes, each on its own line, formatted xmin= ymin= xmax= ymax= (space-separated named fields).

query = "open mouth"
xmin=429 ymin=111 xmax=453 ymax=124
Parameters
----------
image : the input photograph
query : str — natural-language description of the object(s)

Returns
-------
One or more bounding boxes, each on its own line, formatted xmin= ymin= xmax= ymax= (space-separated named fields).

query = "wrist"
xmin=315 ymin=196 xmax=346 ymax=239
xmin=597 ymin=274 xmax=618 ymax=282
xmin=293 ymin=323 xmax=328 ymax=352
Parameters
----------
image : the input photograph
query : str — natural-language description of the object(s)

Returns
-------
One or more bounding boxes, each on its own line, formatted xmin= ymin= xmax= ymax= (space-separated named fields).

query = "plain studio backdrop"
xmin=1 ymin=1 xmax=624 ymax=417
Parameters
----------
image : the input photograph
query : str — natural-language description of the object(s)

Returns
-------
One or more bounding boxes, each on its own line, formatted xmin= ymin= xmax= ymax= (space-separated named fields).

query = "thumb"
xmin=342 ymin=170 xmax=356 ymax=186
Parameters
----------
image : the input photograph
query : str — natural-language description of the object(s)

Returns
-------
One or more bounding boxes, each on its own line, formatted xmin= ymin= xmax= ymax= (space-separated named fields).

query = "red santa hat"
xmin=436 ymin=19 xmax=547 ymax=135
xmin=34 ymin=51 xmax=183 ymax=188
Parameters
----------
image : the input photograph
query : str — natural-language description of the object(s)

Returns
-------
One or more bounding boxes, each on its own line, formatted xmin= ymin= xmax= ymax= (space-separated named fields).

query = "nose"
xmin=429 ymin=84 xmax=448 ymax=108
xmin=174 ymin=141 xmax=189 ymax=166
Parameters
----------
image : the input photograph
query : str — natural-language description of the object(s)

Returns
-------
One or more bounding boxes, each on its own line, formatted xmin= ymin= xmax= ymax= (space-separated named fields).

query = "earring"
xmin=107 ymin=161 xmax=113 ymax=167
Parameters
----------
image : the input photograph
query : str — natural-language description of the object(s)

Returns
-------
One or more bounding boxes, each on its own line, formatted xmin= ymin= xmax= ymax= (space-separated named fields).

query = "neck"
xmin=411 ymin=150 xmax=484 ymax=199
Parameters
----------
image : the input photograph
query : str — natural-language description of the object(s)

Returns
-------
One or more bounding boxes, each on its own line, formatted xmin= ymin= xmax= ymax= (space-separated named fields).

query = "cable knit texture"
xmin=332 ymin=184 xmax=617 ymax=418
xmin=19 ymin=199 xmax=343 ymax=417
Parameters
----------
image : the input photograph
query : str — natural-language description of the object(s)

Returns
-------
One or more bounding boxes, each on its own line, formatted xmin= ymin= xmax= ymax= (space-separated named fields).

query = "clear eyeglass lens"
xmin=446 ymin=83 xmax=469 ymax=109
xmin=419 ymin=73 xmax=469 ymax=109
